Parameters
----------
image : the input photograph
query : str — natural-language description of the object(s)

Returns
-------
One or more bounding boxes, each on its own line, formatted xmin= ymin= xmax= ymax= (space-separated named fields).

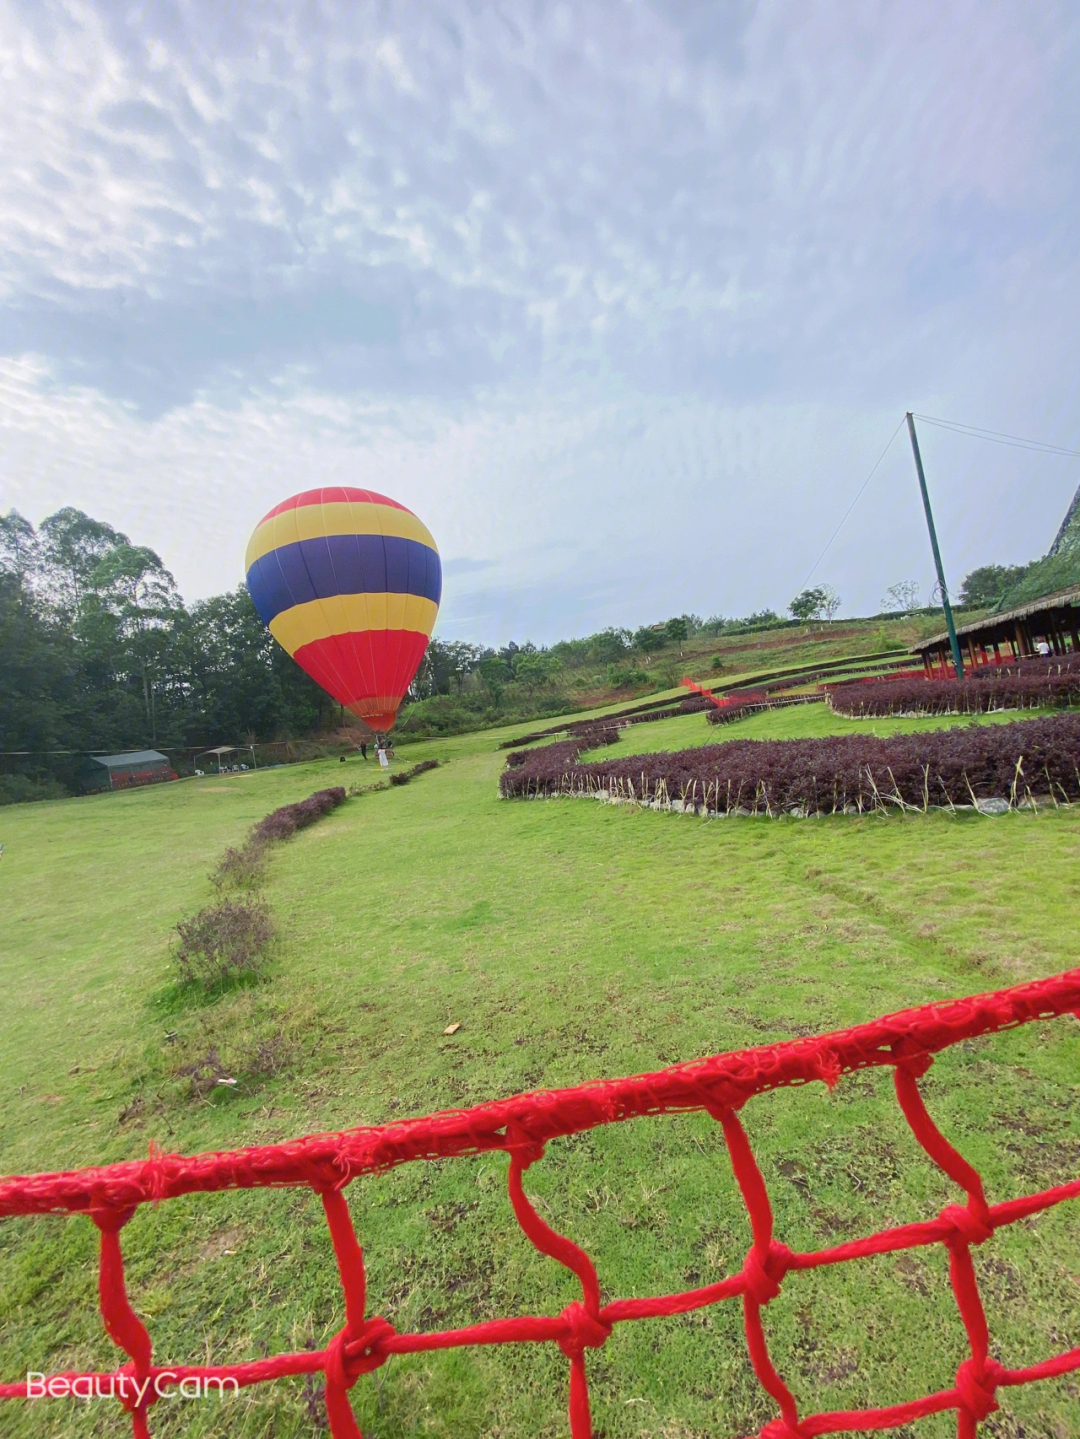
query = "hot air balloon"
xmin=245 ymin=487 xmax=441 ymax=732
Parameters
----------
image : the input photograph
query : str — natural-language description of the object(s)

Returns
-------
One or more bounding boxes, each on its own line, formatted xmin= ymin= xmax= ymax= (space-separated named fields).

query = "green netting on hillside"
xmin=997 ymin=551 xmax=1080 ymax=609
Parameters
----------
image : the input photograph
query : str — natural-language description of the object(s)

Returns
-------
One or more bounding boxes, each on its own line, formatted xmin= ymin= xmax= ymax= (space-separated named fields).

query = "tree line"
xmin=0 ymin=507 xmax=332 ymax=801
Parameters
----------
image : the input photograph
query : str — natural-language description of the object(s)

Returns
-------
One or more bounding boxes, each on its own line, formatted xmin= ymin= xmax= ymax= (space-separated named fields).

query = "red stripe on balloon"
xmin=292 ymin=629 xmax=431 ymax=726
xmin=259 ymin=488 xmax=411 ymax=523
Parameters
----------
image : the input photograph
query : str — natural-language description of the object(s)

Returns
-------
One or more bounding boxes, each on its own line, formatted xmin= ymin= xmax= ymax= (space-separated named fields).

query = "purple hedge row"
xmin=250 ymin=787 xmax=347 ymax=844
xmin=706 ymin=695 xmax=822 ymax=727
xmin=213 ymin=786 xmax=349 ymax=888
xmin=187 ymin=787 xmax=346 ymax=987
xmin=501 ymin=732 xmax=553 ymax=751
xmin=970 ymin=654 xmax=1080 ymax=680
xmin=503 ymin=724 xmax=621 ymax=770
xmin=388 ymin=759 xmax=440 ymax=786
xmin=498 ymin=694 xmax=719 ymax=750
xmin=828 ymin=672 xmax=1080 ymax=717
xmin=617 ymin=698 xmax=714 ymax=726
xmin=175 ymin=896 xmax=275 ymax=987
xmin=499 ymin=712 xmax=1080 ymax=814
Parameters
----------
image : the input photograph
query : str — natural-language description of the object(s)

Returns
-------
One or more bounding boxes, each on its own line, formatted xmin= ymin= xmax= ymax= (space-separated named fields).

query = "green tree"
xmin=662 ymin=617 xmax=689 ymax=656
xmin=789 ymin=588 xmax=827 ymax=621
xmin=588 ymin=628 xmax=632 ymax=663
xmin=82 ymin=544 xmax=184 ymax=743
xmin=958 ymin=564 xmax=1032 ymax=608
xmin=0 ymin=570 xmax=74 ymax=759
xmin=408 ymin=639 xmax=488 ymax=698
xmin=632 ymin=625 xmax=666 ymax=654
xmin=38 ymin=508 xmax=129 ymax=613
xmin=182 ymin=586 xmax=327 ymax=742
xmin=549 ymin=637 xmax=590 ymax=665
xmin=0 ymin=509 xmax=39 ymax=582
xmin=512 ymin=651 xmax=563 ymax=689
xmin=478 ymin=655 xmax=509 ymax=709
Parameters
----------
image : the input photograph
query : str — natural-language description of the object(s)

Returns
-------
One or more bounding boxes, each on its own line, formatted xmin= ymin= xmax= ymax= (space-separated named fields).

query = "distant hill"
xmin=997 ymin=479 xmax=1080 ymax=608
xmin=1049 ymin=481 xmax=1080 ymax=560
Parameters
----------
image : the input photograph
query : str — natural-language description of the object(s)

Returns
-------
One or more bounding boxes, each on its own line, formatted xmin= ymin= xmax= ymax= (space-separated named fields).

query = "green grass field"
xmin=2 ymin=704 xmax=1079 ymax=1438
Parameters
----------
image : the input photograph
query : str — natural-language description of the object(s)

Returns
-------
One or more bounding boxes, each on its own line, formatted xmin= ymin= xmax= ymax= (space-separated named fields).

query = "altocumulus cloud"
xmin=0 ymin=0 xmax=1079 ymax=641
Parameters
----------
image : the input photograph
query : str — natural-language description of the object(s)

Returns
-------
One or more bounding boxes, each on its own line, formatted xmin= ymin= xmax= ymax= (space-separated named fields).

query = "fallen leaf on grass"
xmin=443 ymin=1022 xmax=462 ymax=1036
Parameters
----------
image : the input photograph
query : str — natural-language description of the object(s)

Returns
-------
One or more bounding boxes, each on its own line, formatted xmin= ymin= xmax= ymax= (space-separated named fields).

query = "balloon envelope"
xmin=245 ymin=487 xmax=441 ymax=731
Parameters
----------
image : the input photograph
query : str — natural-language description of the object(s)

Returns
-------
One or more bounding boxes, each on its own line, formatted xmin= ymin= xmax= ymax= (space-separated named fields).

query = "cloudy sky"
xmin=1 ymin=1 xmax=1079 ymax=642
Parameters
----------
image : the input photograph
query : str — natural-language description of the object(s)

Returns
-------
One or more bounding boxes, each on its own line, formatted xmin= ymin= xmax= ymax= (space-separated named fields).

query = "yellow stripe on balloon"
xmin=245 ymin=502 xmax=438 ymax=570
xmin=267 ymin=592 xmax=439 ymax=655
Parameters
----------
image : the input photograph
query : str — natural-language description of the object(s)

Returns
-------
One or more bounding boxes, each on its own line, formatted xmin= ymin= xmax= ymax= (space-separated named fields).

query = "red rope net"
xmin=3 ymin=969 xmax=1080 ymax=1437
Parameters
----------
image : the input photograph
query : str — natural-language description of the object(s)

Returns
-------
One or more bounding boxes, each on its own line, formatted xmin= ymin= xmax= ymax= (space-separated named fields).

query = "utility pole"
xmin=906 ymin=412 xmax=964 ymax=679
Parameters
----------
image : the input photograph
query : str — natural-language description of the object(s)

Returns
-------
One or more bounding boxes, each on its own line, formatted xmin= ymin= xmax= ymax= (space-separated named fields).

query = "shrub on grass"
xmin=388 ymin=759 xmax=440 ymax=786
xmin=210 ymin=843 xmax=267 ymax=890
xmin=969 ymin=653 xmax=1080 ymax=679
xmin=173 ymin=1027 xmax=297 ymax=1100
xmin=606 ymin=664 xmax=650 ymax=687
xmin=505 ymin=737 xmax=576 ymax=770
xmin=503 ymin=723 xmax=621 ymax=774
xmin=622 ymin=703 xmax=689 ymax=724
xmin=209 ymin=786 xmax=347 ymax=888
xmin=175 ymin=897 xmax=275 ymax=988
xmin=705 ymin=695 xmax=820 ymax=726
xmin=500 ymin=711 xmax=1080 ymax=814
xmin=498 ymin=691 xmax=723 ymax=750
xmin=250 ymin=786 xmax=346 ymax=845
xmin=499 ymin=728 xmax=560 ymax=750
xmin=175 ymin=1045 xmax=233 ymax=1099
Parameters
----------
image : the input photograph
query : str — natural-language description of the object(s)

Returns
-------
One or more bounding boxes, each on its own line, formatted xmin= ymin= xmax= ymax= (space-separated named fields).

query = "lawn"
xmin=1 ymin=703 xmax=1079 ymax=1438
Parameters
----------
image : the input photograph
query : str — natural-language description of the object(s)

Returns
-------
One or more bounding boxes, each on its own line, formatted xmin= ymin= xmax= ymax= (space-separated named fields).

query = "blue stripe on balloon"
xmin=246 ymin=535 xmax=442 ymax=625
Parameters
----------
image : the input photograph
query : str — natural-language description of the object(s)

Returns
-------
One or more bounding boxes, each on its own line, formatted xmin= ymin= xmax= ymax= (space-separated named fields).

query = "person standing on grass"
xmin=360 ymin=741 xmax=368 ymax=760
xmin=377 ymin=742 xmax=390 ymax=770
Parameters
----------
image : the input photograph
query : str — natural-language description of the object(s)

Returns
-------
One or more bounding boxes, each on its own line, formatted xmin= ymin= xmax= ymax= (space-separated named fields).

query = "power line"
xmin=912 ymin=414 xmax=1080 ymax=459
xmin=800 ymin=416 xmax=907 ymax=589
xmin=800 ymin=409 xmax=1080 ymax=594
xmin=0 ymin=742 xmax=297 ymax=756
